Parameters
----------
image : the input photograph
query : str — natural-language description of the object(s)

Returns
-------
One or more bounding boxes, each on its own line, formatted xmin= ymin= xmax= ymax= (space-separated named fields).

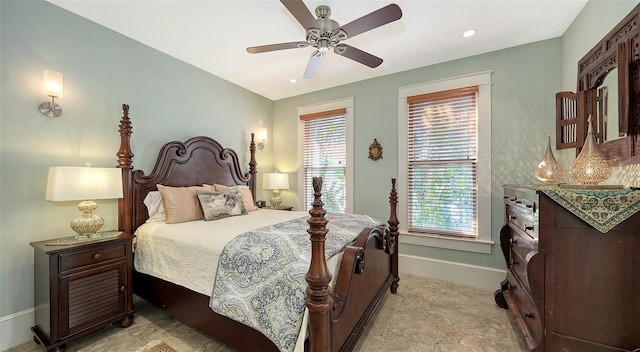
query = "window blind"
xmin=407 ymin=86 xmax=478 ymax=238
xmin=302 ymin=110 xmax=346 ymax=213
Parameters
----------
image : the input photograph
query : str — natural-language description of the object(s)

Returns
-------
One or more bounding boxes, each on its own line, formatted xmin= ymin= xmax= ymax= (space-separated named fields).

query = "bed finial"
xmin=117 ymin=104 xmax=134 ymax=169
xmin=306 ymin=176 xmax=332 ymax=352
xmin=117 ymin=104 xmax=134 ymax=233
xmin=388 ymin=178 xmax=400 ymax=293
xmin=249 ymin=133 xmax=257 ymax=201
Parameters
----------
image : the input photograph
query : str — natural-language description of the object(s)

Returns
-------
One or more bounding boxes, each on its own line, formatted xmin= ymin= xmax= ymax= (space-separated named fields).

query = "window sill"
xmin=399 ymin=231 xmax=494 ymax=254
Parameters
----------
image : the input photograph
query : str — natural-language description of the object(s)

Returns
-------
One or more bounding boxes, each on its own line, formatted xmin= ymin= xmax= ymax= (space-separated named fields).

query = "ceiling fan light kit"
xmin=247 ymin=0 xmax=402 ymax=79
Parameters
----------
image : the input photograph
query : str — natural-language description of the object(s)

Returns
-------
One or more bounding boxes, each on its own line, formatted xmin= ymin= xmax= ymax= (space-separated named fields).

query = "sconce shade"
xmin=262 ymin=172 xmax=289 ymax=190
xmin=257 ymin=128 xmax=267 ymax=150
xmin=43 ymin=70 xmax=63 ymax=98
xmin=46 ymin=166 xmax=123 ymax=238
xmin=569 ymin=116 xmax=612 ymax=185
xmin=262 ymin=172 xmax=289 ymax=208
xmin=258 ymin=128 xmax=268 ymax=142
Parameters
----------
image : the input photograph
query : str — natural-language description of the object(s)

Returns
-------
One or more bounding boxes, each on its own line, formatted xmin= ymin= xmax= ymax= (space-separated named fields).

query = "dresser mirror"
xmin=557 ymin=4 xmax=640 ymax=165
xmin=599 ymin=68 xmax=625 ymax=143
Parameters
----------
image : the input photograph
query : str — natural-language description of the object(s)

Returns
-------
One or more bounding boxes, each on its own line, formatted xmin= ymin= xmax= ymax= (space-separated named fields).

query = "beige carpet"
xmin=141 ymin=341 xmax=177 ymax=352
xmin=5 ymin=273 xmax=526 ymax=352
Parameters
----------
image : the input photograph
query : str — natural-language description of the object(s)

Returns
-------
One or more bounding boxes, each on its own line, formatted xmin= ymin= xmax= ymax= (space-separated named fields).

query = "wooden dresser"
xmin=494 ymin=185 xmax=640 ymax=351
xmin=31 ymin=233 xmax=135 ymax=352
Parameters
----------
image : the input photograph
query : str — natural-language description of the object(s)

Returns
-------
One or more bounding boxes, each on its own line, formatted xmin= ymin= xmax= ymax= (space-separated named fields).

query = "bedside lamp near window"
xmin=46 ymin=164 xmax=123 ymax=239
xmin=262 ymin=172 xmax=289 ymax=208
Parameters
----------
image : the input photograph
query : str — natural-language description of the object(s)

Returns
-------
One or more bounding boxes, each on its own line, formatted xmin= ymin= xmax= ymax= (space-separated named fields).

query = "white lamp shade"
xmin=43 ymin=70 xmax=63 ymax=98
xmin=46 ymin=166 xmax=123 ymax=201
xmin=262 ymin=173 xmax=289 ymax=190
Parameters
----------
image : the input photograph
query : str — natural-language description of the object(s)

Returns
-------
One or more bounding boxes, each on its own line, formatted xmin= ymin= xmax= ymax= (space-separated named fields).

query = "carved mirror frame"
xmin=575 ymin=4 xmax=640 ymax=165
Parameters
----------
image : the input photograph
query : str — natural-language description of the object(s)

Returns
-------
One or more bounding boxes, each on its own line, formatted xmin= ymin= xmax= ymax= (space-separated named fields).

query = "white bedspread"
xmin=133 ymin=208 xmax=360 ymax=352
xmin=134 ymin=209 xmax=308 ymax=296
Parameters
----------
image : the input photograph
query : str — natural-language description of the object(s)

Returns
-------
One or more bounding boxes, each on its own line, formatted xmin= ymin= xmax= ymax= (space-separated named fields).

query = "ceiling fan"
xmin=246 ymin=0 xmax=402 ymax=79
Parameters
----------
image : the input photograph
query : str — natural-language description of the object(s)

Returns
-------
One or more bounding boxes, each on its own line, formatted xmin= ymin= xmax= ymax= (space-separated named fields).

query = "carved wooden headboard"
xmin=116 ymin=104 xmax=257 ymax=234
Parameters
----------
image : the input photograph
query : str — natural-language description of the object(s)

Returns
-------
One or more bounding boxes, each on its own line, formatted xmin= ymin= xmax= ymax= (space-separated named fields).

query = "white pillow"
xmin=143 ymin=191 xmax=166 ymax=222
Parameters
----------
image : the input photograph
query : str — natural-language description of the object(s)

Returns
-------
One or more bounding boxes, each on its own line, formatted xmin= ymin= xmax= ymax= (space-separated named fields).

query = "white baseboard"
xmin=399 ymin=253 xmax=506 ymax=292
xmin=0 ymin=308 xmax=34 ymax=351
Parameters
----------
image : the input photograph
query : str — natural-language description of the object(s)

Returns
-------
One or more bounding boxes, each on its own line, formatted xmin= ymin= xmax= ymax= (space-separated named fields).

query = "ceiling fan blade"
xmin=303 ymin=51 xmax=325 ymax=79
xmin=336 ymin=4 xmax=402 ymax=39
xmin=280 ymin=0 xmax=318 ymax=31
xmin=334 ymin=44 xmax=383 ymax=68
xmin=246 ymin=41 xmax=308 ymax=54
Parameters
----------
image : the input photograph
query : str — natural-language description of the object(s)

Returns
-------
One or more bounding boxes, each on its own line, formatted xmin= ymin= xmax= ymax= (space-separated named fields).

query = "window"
xmin=298 ymin=98 xmax=353 ymax=213
xmin=407 ymin=87 xmax=478 ymax=238
xmin=398 ymin=72 xmax=492 ymax=253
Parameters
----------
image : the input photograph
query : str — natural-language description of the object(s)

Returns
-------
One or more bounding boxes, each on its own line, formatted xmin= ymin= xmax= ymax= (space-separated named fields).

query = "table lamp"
xmin=262 ymin=172 xmax=289 ymax=208
xmin=46 ymin=164 xmax=123 ymax=239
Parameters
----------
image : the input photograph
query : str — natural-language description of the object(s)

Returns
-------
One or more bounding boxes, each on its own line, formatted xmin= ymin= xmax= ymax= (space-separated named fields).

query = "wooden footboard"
xmin=306 ymin=178 xmax=399 ymax=352
xmin=116 ymin=104 xmax=399 ymax=352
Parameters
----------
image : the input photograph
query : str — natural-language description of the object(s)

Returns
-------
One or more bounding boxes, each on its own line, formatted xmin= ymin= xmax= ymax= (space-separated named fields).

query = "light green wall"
xmin=274 ymin=39 xmax=562 ymax=269
xmin=0 ymin=0 xmax=273 ymax=317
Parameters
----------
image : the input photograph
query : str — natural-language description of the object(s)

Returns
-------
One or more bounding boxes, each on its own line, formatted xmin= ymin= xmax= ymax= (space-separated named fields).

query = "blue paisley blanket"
xmin=209 ymin=213 xmax=382 ymax=352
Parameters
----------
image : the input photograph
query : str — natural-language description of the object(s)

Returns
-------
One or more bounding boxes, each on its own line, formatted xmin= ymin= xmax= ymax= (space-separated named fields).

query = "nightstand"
xmin=267 ymin=206 xmax=293 ymax=211
xmin=30 ymin=233 xmax=135 ymax=352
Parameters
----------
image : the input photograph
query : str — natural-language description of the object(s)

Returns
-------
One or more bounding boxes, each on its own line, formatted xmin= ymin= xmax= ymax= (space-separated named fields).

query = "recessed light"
xmin=463 ymin=29 xmax=476 ymax=38
xmin=289 ymin=78 xmax=297 ymax=83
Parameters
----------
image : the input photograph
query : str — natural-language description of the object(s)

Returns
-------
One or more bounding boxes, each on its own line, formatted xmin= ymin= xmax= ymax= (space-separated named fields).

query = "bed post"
xmin=388 ymin=178 xmax=400 ymax=293
xmin=116 ymin=104 xmax=134 ymax=234
xmin=306 ymin=177 xmax=333 ymax=352
xmin=249 ymin=133 xmax=257 ymax=202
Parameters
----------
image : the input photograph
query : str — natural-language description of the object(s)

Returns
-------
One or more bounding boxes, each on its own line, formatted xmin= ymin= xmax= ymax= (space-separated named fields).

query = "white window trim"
xmin=397 ymin=72 xmax=493 ymax=254
xmin=297 ymin=97 xmax=354 ymax=213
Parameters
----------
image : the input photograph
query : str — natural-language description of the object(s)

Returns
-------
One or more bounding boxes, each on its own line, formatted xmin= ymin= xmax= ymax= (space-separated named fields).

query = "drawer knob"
xmin=525 ymin=226 xmax=534 ymax=231
xmin=93 ymin=253 xmax=102 ymax=260
xmin=120 ymin=285 xmax=126 ymax=292
xmin=510 ymin=238 xmax=518 ymax=246
xmin=524 ymin=313 xmax=535 ymax=319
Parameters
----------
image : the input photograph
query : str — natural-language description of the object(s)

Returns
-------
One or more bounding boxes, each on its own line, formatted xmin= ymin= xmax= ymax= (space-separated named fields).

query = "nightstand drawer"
xmin=59 ymin=243 xmax=126 ymax=272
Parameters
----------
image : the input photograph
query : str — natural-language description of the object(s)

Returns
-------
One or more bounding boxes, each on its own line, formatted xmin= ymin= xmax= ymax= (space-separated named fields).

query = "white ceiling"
xmin=47 ymin=0 xmax=587 ymax=101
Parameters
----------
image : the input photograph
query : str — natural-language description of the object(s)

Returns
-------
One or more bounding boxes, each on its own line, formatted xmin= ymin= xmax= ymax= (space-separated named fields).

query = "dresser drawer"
xmin=506 ymin=271 xmax=542 ymax=348
xmin=510 ymin=249 xmax=529 ymax=290
xmin=59 ymin=243 xmax=126 ymax=272
xmin=510 ymin=230 xmax=535 ymax=260
xmin=508 ymin=208 xmax=537 ymax=239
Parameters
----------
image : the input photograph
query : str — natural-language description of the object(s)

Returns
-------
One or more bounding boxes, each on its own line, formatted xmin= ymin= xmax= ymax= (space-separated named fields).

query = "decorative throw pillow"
xmin=214 ymin=184 xmax=258 ymax=212
xmin=196 ymin=189 xmax=247 ymax=221
xmin=143 ymin=191 xmax=166 ymax=222
xmin=157 ymin=184 xmax=212 ymax=224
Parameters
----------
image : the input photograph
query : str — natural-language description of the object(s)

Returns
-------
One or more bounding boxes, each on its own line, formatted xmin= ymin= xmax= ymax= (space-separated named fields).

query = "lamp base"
xmin=269 ymin=189 xmax=282 ymax=208
xmin=70 ymin=200 xmax=104 ymax=238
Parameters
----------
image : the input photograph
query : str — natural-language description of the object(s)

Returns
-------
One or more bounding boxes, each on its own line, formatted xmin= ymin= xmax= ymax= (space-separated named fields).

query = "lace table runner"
xmin=540 ymin=188 xmax=640 ymax=233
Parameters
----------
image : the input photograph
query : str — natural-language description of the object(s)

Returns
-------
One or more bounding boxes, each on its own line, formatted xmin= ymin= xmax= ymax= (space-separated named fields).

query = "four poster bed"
xmin=115 ymin=104 xmax=400 ymax=352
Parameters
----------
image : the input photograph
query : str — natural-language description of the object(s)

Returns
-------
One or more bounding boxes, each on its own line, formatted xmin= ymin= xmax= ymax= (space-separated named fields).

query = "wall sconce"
xmin=39 ymin=70 xmax=63 ymax=118
xmin=257 ymin=128 xmax=267 ymax=150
